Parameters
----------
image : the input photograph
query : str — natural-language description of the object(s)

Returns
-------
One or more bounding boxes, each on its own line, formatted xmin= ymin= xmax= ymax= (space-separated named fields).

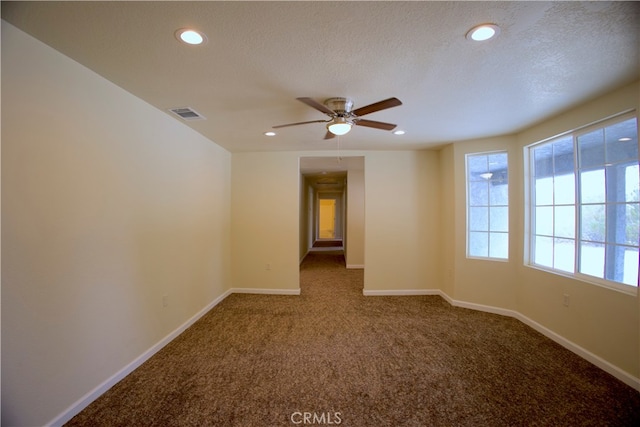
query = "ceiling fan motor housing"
xmin=324 ymin=97 xmax=354 ymax=116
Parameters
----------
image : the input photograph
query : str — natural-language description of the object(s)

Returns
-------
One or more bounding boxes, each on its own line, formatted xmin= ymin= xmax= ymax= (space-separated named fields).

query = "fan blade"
xmin=352 ymin=97 xmax=402 ymax=117
xmin=324 ymin=130 xmax=335 ymax=140
xmin=355 ymin=119 xmax=397 ymax=131
xmin=272 ymin=119 xmax=328 ymax=129
xmin=297 ymin=97 xmax=336 ymax=116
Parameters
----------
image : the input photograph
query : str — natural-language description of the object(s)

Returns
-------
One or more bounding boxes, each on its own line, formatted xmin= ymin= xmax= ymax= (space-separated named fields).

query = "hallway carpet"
xmin=67 ymin=253 xmax=640 ymax=426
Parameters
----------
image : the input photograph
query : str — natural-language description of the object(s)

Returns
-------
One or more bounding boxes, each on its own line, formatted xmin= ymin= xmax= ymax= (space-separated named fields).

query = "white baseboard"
xmin=512 ymin=311 xmax=640 ymax=391
xmin=440 ymin=291 xmax=640 ymax=392
xmin=362 ymin=289 xmax=441 ymax=296
xmin=229 ymin=287 xmax=301 ymax=295
xmin=49 ymin=285 xmax=639 ymax=426
xmin=48 ymin=287 xmax=302 ymax=425
xmin=363 ymin=288 xmax=640 ymax=391
xmin=47 ymin=289 xmax=233 ymax=427
xmin=346 ymin=264 xmax=364 ymax=269
xmin=448 ymin=298 xmax=519 ymax=318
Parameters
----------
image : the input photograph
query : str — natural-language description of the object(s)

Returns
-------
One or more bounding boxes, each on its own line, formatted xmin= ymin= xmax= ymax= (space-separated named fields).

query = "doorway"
xmin=299 ymin=156 xmax=365 ymax=268
xmin=316 ymin=194 xmax=342 ymax=242
xmin=319 ymin=199 xmax=337 ymax=239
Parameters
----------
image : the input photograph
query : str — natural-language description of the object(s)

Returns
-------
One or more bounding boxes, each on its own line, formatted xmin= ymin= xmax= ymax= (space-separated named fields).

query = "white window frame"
xmin=525 ymin=111 xmax=639 ymax=295
xmin=465 ymin=151 xmax=509 ymax=261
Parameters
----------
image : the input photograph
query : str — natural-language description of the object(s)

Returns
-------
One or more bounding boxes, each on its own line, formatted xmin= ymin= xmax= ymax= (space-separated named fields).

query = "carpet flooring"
xmin=67 ymin=253 xmax=640 ymax=426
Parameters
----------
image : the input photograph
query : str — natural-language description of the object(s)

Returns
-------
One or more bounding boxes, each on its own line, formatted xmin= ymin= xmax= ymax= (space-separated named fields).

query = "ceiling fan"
xmin=273 ymin=97 xmax=402 ymax=139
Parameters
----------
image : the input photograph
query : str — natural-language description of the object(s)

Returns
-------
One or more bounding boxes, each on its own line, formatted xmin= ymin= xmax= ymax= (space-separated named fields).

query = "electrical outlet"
xmin=266 ymin=263 xmax=271 ymax=271
xmin=563 ymin=294 xmax=570 ymax=307
xmin=162 ymin=294 xmax=168 ymax=308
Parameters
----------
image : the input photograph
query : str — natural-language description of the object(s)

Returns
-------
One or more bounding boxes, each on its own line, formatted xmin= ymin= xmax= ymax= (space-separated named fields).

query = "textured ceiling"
xmin=2 ymin=1 xmax=639 ymax=153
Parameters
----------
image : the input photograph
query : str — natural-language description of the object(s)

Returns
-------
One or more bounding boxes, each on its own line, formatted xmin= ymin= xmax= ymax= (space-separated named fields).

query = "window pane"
xmin=626 ymin=165 xmax=639 ymax=202
xmin=605 ymin=244 xmax=636 ymax=285
xmin=580 ymin=169 xmax=605 ymax=203
xmin=553 ymin=137 xmax=575 ymax=175
xmin=534 ymin=144 xmax=553 ymax=178
xmin=606 ymin=203 xmax=639 ymax=246
xmin=606 ymin=163 xmax=635 ymax=203
xmin=469 ymin=207 xmax=488 ymax=231
xmin=607 ymin=137 xmax=639 ymax=164
xmin=534 ymin=236 xmax=553 ymax=268
xmin=489 ymin=232 xmax=508 ymax=259
xmin=536 ymin=206 xmax=553 ymax=236
xmin=581 ymin=204 xmax=605 ymax=242
xmin=535 ymin=177 xmax=553 ymax=206
xmin=469 ymin=232 xmax=488 ymax=257
xmin=489 ymin=182 xmax=508 ymax=205
xmin=578 ymin=129 xmax=605 ymax=168
xmin=467 ymin=151 xmax=509 ymax=260
xmin=554 ymin=173 xmax=575 ymax=205
xmin=490 ymin=207 xmax=508 ymax=232
xmin=529 ymin=114 xmax=639 ymax=288
xmin=488 ymin=153 xmax=508 ymax=173
xmin=554 ymin=238 xmax=575 ymax=272
xmin=580 ymin=242 xmax=604 ymax=278
xmin=626 ymin=203 xmax=639 ymax=245
xmin=469 ymin=181 xmax=489 ymax=206
xmin=488 ymin=153 xmax=508 ymax=186
xmin=555 ymin=205 xmax=575 ymax=238
xmin=622 ymin=246 xmax=639 ymax=286
xmin=468 ymin=155 xmax=488 ymax=179
xmin=605 ymin=118 xmax=638 ymax=164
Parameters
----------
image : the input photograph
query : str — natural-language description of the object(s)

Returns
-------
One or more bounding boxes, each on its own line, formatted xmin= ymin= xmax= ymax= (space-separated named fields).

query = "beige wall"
xmin=514 ymin=82 xmax=640 ymax=379
xmin=364 ymin=151 xmax=442 ymax=291
xmin=439 ymin=145 xmax=455 ymax=297
xmin=231 ymin=150 xmax=441 ymax=293
xmin=231 ymin=152 xmax=301 ymax=292
xmin=2 ymin=23 xmax=232 ymax=426
xmin=449 ymin=135 xmax=519 ymax=309
xmin=346 ymin=168 xmax=365 ymax=268
xmin=299 ymin=174 xmax=311 ymax=263
xmin=443 ymin=81 xmax=640 ymax=381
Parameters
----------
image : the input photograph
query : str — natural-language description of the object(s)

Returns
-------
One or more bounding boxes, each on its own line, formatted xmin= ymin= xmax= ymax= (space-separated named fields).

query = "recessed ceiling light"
xmin=264 ymin=131 xmax=276 ymax=137
xmin=466 ymin=24 xmax=500 ymax=42
xmin=175 ymin=28 xmax=207 ymax=45
xmin=393 ymin=130 xmax=405 ymax=135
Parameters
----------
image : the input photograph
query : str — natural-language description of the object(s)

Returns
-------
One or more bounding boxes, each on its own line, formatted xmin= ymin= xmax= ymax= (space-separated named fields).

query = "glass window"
xmin=528 ymin=114 xmax=639 ymax=290
xmin=466 ymin=151 xmax=509 ymax=260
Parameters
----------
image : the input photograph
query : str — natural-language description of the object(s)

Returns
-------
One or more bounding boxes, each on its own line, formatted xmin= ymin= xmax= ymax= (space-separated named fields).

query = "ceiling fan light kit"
xmin=273 ymin=96 xmax=402 ymax=139
xmin=327 ymin=117 xmax=353 ymax=136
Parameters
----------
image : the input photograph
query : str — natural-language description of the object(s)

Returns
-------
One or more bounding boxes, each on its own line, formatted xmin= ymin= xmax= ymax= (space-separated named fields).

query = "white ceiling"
xmin=2 ymin=1 xmax=639 ymax=153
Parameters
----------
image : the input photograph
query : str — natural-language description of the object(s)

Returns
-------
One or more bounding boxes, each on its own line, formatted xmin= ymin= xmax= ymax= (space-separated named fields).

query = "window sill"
xmin=524 ymin=263 xmax=638 ymax=297
xmin=466 ymin=255 xmax=509 ymax=263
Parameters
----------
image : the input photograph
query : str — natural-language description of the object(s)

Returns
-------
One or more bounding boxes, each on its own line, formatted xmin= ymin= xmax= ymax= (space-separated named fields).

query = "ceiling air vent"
xmin=169 ymin=107 xmax=206 ymax=121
